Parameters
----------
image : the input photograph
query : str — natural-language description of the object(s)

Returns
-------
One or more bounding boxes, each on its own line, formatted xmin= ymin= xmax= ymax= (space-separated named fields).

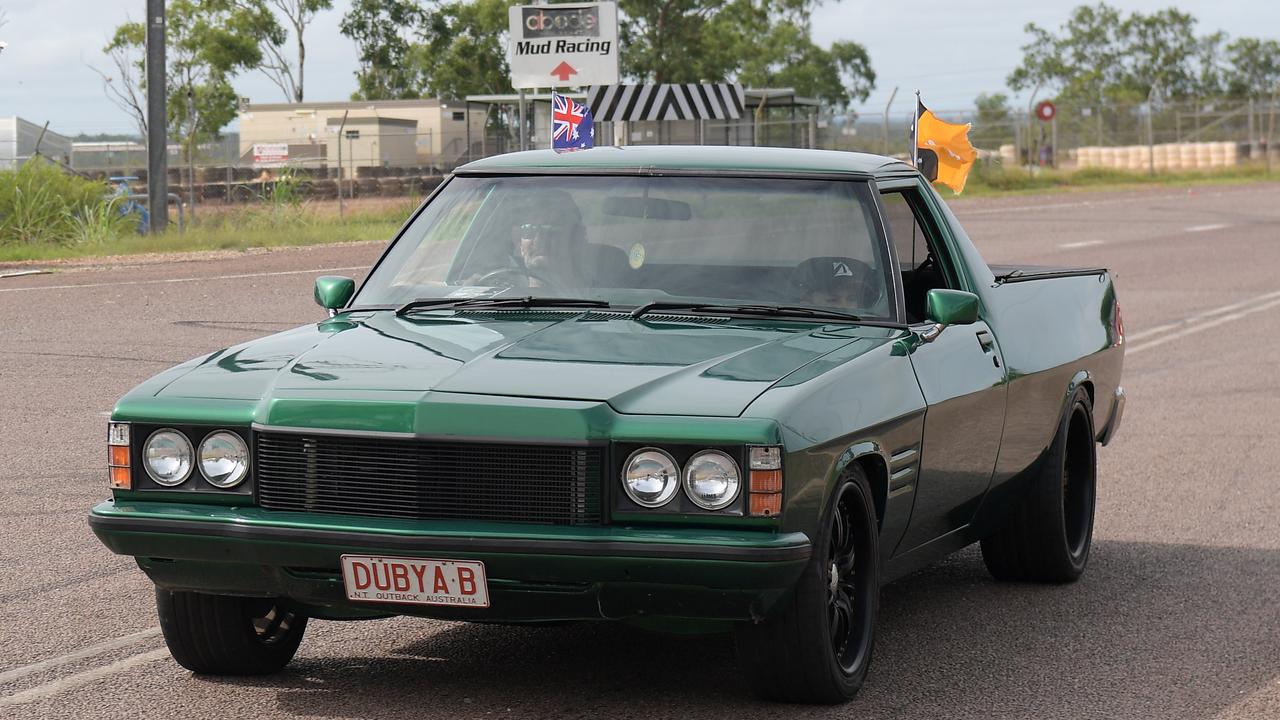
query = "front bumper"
xmin=90 ymin=501 xmax=811 ymax=625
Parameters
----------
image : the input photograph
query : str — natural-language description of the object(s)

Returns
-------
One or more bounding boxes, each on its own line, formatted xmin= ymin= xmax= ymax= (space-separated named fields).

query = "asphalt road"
xmin=1 ymin=182 xmax=1278 ymax=719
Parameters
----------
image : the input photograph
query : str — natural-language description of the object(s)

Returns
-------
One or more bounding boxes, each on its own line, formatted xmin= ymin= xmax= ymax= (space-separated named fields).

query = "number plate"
xmin=340 ymin=555 xmax=490 ymax=608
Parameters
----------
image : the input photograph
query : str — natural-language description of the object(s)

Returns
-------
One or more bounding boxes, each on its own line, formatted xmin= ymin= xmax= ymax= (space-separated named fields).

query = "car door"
xmin=877 ymin=179 xmax=1008 ymax=556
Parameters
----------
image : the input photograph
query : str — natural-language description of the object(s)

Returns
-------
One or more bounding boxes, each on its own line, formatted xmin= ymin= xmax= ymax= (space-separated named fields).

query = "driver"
xmin=488 ymin=190 xmax=587 ymax=289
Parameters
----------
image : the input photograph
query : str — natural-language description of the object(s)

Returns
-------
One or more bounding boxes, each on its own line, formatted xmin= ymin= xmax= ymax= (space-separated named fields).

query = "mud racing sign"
xmin=508 ymin=2 xmax=619 ymax=89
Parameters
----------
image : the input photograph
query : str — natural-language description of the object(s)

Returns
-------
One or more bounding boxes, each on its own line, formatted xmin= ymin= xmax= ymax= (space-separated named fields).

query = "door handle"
xmin=976 ymin=330 xmax=1001 ymax=368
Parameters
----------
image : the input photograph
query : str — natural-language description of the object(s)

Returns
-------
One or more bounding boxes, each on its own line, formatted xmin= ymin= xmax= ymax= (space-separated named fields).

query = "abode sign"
xmin=508 ymin=2 xmax=619 ymax=89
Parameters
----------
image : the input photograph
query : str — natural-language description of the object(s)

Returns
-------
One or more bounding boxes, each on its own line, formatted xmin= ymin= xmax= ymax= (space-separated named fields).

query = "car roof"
xmin=455 ymin=145 xmax=916 ymax=178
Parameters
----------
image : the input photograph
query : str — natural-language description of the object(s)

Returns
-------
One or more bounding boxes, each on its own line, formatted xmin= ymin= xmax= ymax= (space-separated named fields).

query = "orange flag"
xmin=913 ymin=95 xmax=978 ymax=194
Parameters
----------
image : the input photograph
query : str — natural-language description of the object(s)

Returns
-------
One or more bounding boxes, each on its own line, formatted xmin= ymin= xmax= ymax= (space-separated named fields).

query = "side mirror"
xmin=919 ymin=289 xmax=980 ymax=342
xmin=314 ymin=276 xmax=355 ymax=316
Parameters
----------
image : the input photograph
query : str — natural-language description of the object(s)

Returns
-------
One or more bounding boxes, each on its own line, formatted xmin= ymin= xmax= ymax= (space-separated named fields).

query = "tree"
xmin=1223 ymin=37 xmax=1280 ymax=98
xmin=411 ymin=0 xmax=515 ymax=98
xmin=246 ymin=0 xmax=334 ymax=103
xmin=619 ymin=0 xmax=875 ymax=107
xmin=338 ymin=0 xmax=874 ymax=108
xmin=1008 ymin=3 xmax=1224 ymax=105
xmin=971 ymin=93 xmax=1013 ymax=148
xmin=99 ymin=0 xmax=280 ymax=140
xmin=340 ymin=0 xmax=426 ymax=99
xmin=618 ymin=0 xmax=729 ymax=85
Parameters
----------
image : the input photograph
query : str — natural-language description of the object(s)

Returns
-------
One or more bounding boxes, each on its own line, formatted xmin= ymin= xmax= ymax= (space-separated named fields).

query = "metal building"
xmin=0 ymin=117 xmax=73 ymax=169
xmin=237 ymin=99 xmax=487 ymax=172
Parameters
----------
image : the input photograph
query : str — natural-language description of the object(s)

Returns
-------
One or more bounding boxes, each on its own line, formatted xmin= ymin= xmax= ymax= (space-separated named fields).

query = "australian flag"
xmin=552 ymin=91 xmax=594 ymax=153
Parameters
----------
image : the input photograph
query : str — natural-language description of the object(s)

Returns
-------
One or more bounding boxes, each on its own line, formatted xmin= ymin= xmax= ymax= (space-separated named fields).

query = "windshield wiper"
xmin=629 ymin=301 xmax=863 ymax=323
xmin=396 ymin=296 xmax=610 ymax=317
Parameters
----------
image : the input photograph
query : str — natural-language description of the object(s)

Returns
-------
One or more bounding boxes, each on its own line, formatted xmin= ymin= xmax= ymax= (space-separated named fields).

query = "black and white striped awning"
xmin=587 ymin=83 xmax=745 ymax=122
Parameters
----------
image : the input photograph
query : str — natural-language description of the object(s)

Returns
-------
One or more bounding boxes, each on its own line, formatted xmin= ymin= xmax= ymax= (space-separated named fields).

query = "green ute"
xmin=90 ymin=146 xmax=1124 ymax=704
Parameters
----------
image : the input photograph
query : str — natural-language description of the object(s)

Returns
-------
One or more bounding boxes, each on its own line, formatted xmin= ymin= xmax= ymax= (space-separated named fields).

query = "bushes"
xmin=0 ymin=161 xmax=131 ymax=245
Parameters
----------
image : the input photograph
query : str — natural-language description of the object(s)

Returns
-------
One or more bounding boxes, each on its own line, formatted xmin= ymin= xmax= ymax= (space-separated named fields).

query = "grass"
xmin=956 ymin=162 xmax=1278 ymax=198
xmin=0 ymin=198 xmax=416 ymax=264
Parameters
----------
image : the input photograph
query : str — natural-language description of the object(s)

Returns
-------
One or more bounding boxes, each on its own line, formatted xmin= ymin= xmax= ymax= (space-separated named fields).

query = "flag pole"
xmin=911 ymin=90 xmax=921 ymax=168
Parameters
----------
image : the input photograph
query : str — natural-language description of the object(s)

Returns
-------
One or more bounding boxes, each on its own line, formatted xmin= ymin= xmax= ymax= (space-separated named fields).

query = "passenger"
xmin=792 ymin=257 xmax=878 ymax=310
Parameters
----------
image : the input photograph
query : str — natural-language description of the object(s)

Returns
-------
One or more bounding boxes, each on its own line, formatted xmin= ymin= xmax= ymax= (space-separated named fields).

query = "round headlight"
xmin=144 ymin=429 xmax=193 ymax=486
xmin=622 ymin=448 xmax=680 ymax=508
xmin=683 ymin=450 xmax=741 ymax=510
xmin=199 ymin=431 xmax=250 ymax=488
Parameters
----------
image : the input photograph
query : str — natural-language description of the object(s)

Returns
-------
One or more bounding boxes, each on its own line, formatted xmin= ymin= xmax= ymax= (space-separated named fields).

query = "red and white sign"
xmin=508 ymin=3 xmax=619 ymax=89
xmin=341 ymin=555 xmax=490 ymax=608
xmin=1035 ymin=100 xmax=1057 ymax=122
xmin=252 ymin=143 xmax=289 ymax=168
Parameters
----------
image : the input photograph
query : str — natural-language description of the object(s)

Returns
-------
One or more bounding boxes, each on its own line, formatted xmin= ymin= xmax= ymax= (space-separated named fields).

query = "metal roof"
xmin=456 ymin=145 xmax=913 ymax=176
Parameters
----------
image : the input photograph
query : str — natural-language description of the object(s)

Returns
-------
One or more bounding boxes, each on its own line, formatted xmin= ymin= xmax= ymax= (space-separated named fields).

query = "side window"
xmin=881 ymin=191 xmax=929 ymax=271
xmin=879 ymin=188 xmax=954 ymax=323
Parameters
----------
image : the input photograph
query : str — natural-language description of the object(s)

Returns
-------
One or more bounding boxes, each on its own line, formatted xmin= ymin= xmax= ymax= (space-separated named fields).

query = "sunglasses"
xmin=518 ymin=222 xmax=566 ymax=239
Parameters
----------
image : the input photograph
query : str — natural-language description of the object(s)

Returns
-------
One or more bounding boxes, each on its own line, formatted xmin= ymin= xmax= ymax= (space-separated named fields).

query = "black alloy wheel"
xmin=249 ymin=600 xmax=302 ymax=646
xmin=981 ymin=385 xmax=1097 ymax=582
xmin=826 ymin=482 xmax=877 ymax=676
xmin=734 ymin=466 xmax=880 ymax=704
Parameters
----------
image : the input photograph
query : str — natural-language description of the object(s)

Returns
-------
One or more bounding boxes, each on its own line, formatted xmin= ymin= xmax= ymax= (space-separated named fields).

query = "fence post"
xmin=1268 ymin=90 xmax=1276 ymax=176
xmin=225 ymin=137 xmax=232 ymax=205
xmin=337 ymin=110 xmax=348 ymax=221
xmin=1146 ymin=100 xmax=1155 ymax=176
xmin=881 ymin=86 xmax=898 ymax=155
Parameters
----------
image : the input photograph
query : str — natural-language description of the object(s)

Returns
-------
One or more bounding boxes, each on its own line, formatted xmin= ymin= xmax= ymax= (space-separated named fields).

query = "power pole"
xmin=146 ymin=0 xmax=168 ymax=234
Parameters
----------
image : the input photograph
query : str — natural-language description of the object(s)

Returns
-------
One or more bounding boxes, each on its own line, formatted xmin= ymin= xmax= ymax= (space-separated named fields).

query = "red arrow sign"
xmin=550 ymin=61 xmax=578 ymax=82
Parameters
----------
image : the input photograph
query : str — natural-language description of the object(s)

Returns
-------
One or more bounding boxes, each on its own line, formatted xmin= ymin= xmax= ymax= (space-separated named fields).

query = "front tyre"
xmin=981 ymin=386 xmax=1097 ymax=583
xmin=733 ymin=466 xmax=880 ymax=704
xmin=156 ymin=589 xmax=307 ymax=675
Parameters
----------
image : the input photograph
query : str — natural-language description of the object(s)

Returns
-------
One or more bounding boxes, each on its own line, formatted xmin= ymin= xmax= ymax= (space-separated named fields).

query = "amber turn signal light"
xmin=750 ymin=493 xmax=782 ymax=517
xmin=749 ymin=469 xmax=782 ymax=493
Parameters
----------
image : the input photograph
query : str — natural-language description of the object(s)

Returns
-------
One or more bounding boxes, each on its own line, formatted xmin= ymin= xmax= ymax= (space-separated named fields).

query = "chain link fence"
xmin=63 ymin=97 xmax=1280 ymax=212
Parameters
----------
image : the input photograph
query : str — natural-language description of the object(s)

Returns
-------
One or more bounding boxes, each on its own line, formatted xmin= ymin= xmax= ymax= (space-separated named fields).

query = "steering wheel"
xmin=474 ymin=265 xmax=565 ymax=291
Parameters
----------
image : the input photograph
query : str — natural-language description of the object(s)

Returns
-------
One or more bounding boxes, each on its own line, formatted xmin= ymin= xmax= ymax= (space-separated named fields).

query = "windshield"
xmin=354 ymin=175 xmax=896 ymax=320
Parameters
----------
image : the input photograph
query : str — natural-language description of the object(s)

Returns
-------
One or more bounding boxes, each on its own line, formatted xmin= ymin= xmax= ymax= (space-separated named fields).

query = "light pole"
xmin=187 ymin=87 xmax=197 ymax=221
xmin=146 ymin=0 xmax=168 ymax=233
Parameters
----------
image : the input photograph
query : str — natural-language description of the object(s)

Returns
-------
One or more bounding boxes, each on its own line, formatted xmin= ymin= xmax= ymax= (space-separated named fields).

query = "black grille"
xmin=256 ymin=432 xmax=603 ymax=526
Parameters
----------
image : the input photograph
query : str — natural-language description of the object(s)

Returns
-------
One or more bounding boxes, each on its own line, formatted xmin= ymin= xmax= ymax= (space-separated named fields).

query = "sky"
xmin=1 ymin=0 xmax=1277 ymax=137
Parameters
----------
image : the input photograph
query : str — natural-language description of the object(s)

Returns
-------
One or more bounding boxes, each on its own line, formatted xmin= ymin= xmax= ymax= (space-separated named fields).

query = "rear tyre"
xmin=156 ymin=589 xmax=307 ymax=675
xmin=733 ymin=466 xmax=879 ymax=704
xmin=981 ymin=386 xmax=1096 ymax=583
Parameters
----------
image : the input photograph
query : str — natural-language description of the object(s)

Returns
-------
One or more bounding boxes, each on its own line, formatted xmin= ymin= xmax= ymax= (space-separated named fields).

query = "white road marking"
xmin=1128 ymin=293 xmax=1280 ymax=356
xmin=1185 ymin=223 xmax=1231 ymax=233
xmin=0 ymin=628 xmax=161 ymax=685
xmin=0 ymin=269 xmax=51 ymax=279
xmin=1059 ymin=240 xmax=1104 ymax=249
xmin=0 ymin=648 xmax=170 ymax=707
xmin=0 ymin=266 xmax=367 ymax=294
xmin=1125 ymin=288 xmax=1280 ymax=343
